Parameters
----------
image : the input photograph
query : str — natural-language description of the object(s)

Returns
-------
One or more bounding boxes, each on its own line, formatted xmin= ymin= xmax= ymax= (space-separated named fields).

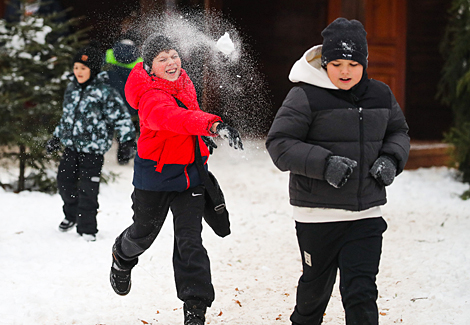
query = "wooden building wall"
xmin=220 ymin=0 xmax=329 ymax=120
xmin=0 ymin=0 xmax=453 ymax=140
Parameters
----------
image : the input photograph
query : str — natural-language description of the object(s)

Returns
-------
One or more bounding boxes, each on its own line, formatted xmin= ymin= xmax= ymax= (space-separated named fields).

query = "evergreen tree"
xmin=438 ymin=0 xmax=470 ymax=185
xmin=0 ymin=0 xmax=88 ymax=192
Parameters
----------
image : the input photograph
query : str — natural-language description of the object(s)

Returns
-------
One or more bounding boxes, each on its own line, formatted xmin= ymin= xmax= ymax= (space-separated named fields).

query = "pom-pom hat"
xmin=321 ymin=17 xmax=368 ymax=68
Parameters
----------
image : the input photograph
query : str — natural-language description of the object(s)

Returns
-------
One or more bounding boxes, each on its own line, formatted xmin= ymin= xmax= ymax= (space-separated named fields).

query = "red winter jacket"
xmin=125 ymin=62 xmax=221 ymax=172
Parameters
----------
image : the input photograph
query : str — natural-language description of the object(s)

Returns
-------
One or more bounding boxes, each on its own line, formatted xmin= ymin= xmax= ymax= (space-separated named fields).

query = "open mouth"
xmin=166 ymin=68 xmax=177 ymax=75
xmin=340 ymin=78 xmax=351 ymax=82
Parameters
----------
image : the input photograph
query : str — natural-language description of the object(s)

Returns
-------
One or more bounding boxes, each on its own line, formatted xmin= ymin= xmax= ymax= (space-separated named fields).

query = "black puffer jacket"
xmin=266 ymin=45 xmax=410 ymax=211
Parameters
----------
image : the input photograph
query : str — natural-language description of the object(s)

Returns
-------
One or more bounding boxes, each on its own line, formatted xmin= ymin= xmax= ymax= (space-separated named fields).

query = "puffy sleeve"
xmin=379 ymin=89 xmax=410 ymax=174
xmin=104 ymin=86 xmax=136 ymax=143
xmin=139 ymin=90 xmax=221 ymax=136
xmin=265 ymin=86 xmax=332 ymax=180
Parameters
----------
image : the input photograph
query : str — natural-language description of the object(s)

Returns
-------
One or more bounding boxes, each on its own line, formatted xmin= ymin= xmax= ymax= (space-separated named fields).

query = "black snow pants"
xmin=113 ymin=185 xmax=215 ymax=307
xmin=290 ymin=217 xmax=387 ymax=325
xmin=57 ymin=148 xmax=104 ymax=235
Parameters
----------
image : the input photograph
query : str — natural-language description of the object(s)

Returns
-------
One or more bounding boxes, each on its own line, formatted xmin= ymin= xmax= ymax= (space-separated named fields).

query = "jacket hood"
xmin=289 ymin=45 xmax=338 ymax=89
xmin=125 ymin=62 xmax=193 ymax=110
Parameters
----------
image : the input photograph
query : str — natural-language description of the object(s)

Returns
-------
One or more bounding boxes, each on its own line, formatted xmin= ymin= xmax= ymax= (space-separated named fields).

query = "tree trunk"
xmin=17 ymin=144 xmax=26 ymax=193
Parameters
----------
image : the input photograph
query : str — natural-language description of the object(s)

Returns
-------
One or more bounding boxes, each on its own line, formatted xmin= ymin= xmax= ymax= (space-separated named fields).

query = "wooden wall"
xmin=1 ymin=0 xmax=453 ymax=140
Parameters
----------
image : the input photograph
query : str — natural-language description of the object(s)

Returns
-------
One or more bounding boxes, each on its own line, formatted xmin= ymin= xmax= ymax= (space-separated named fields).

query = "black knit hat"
xmin=321 ymin=18 xmax=368 ymax=68
xmin=73 ymin=42 xmax=103 ymax=76
xmin=142 ymin=34 xmax=176 ymax=71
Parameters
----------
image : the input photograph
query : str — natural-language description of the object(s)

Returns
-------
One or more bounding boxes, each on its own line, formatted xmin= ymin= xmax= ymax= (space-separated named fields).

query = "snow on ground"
xmin=1 ymin=139 xmax=469 ymax=324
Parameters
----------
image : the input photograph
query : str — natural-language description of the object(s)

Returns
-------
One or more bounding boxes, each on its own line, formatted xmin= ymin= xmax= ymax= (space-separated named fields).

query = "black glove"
xmin=46 ymin=136 xmax=61 ymax=154
xmin=324 ymin=156 xmax=358 ymax=188
xmin=369 ymin=155 xmax=397 ymax=186
xmin=201 ymin=136 xmax=217 ymax=154
xmin=216 ymin=123 xmax=244 ymax=150
xmin=117 ymin=140 xmax=136 ymax=165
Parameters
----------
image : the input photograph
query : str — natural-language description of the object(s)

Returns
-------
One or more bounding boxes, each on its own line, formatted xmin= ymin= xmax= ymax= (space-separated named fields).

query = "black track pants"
xmin=290 ymin=217 xmax=387 ymax=325
xmin=114 ymin=186 xmax=215 ymax=306
xmin=57 ymin=148 xmax=104 ymax=235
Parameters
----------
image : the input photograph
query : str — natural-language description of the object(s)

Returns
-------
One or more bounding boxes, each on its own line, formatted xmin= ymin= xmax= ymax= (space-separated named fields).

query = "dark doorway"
xmin=221 ymin=0 xmax=329 ymax=114
xmin=405 ymin=0 xmax=452 ymax=140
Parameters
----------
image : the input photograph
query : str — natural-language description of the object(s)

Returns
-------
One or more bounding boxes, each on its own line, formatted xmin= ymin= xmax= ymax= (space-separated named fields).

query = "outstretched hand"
xmin=215 ymin=123 xmax=244 ymax=150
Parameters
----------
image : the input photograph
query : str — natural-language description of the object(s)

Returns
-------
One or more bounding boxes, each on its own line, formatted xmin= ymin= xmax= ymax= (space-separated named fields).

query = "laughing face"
xmin=326 ymin=59 xmax=363 ymax=90
xmin=73 ymin=62 xmax=91 ymax=84
xmin=151 ymin=49 xmax=181 ymax=82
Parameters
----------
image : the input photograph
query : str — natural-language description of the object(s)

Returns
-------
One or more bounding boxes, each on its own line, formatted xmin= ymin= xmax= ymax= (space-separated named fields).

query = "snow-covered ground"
xmin=1 ymin=139 xmax=469 ymax=324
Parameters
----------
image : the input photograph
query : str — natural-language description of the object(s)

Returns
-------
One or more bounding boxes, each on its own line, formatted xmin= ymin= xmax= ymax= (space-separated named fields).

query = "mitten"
xmin=324 ymin=155 xmax=358 ymax=188
xmin=369 ymin=155 xmax=397 ymax=186
xmin=216 ymin=123 xmax=244 ymax=150
xmin=118 ymin=140 xmax=136 ymax=164
xmin=201 ymin=136 xmax=217 ymax=154
xmin=46 ymin=136 xmax=61 ymax=154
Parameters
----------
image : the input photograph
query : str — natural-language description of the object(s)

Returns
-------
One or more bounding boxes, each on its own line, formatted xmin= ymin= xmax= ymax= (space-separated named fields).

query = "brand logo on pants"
xmin=304 ymin=251 xmax=312 ymax=267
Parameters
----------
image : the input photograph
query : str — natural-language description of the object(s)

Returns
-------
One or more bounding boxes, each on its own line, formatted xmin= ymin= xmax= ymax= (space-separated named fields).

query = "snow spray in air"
xmin=141 ymin=10 xmax=272 ymax=137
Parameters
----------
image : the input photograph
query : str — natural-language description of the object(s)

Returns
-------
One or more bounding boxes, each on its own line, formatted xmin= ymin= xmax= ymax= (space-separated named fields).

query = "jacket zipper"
xmin=357 ymin=107 xmax=364 ymax=210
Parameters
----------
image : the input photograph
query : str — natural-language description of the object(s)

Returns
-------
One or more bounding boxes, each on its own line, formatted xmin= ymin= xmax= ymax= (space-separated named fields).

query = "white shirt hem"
xmin=293 ymin=206 xmax=383 ymax=223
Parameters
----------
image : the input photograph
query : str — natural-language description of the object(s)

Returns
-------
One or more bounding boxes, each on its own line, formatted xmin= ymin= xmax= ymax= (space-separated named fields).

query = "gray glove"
xmin=201 ymin=136 xmax=217 ymax=154
xmin=370 ymin=155 xmax=397 ymax=186
xmin=324 ymin=156 xmax=358 ymax=188
xmin=216 ymin=123 xmax=243 ymax=150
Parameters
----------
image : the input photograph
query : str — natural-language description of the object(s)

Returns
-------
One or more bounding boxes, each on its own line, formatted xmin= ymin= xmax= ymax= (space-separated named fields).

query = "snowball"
xmin=216 ymin=32 xmax=235 ymax=55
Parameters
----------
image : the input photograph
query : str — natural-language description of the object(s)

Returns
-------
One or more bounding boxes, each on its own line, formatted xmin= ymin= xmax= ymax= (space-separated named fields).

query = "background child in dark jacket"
xmin=266 ymin=18 xmax=410 ymax=325
xmin=46 ymin=43 xmax=136 ymax=242
xmin=103 ymin=38 xmax=143 ymax=164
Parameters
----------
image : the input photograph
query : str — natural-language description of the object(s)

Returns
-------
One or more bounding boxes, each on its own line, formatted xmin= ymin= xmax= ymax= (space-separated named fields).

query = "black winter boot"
xmin=58 ymin=218 xmax=76 ymax=232
xmin=110 ymin=244 xmax=132 ymax=296
xmin=184 ymin=300 xmax=207 ymax=325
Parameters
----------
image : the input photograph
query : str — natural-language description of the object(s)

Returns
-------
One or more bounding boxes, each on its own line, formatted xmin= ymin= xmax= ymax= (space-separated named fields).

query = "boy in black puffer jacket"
xmin=266 ymin=18 xmax=410 ymax=325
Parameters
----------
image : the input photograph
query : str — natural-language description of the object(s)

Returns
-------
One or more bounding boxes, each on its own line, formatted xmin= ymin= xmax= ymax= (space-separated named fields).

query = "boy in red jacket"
xmin=110 ymin=34 xmax=243 ymax=325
